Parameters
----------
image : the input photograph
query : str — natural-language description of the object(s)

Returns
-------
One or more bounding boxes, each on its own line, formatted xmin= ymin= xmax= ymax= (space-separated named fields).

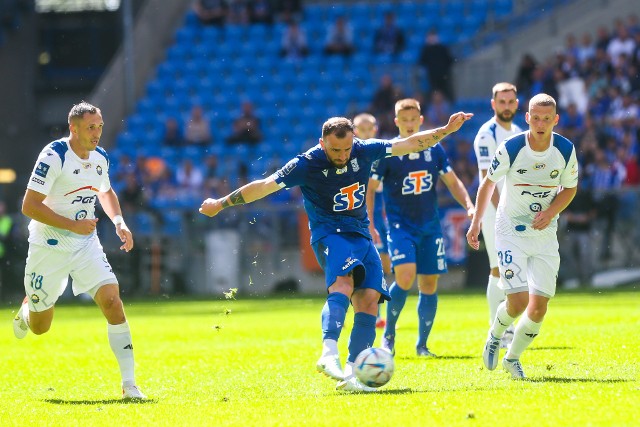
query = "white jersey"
xmin=26 ymin=138 xmax=111 ymax=252
xmin=473 ymin=117 xmax=522 ymax=193
xmin=487 ymin=132 xmax=578 ymax=238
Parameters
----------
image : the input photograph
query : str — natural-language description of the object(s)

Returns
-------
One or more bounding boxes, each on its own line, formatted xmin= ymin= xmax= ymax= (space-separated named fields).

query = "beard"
xmin=497 ymin=110 xmax=515 ymax=123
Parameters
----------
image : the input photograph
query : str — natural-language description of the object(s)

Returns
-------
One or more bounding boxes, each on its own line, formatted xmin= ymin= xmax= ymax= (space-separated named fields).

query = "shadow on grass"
xmin=44 ymin=398 xmax=158 ymax=405
xmin=527 ymin=377 xmax=630 ymax=384
xmin=529 ymin=346 xmax=574 ymax=351
xmin=397 ymin=355 xmax=475 ymax=361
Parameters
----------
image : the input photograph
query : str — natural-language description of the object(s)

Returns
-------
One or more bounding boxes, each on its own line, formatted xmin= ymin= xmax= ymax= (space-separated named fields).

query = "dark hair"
xmin=68 ymin=101 xmax=100 ymax=124
xmin=322 ymin=117 xmax=354 ymax=138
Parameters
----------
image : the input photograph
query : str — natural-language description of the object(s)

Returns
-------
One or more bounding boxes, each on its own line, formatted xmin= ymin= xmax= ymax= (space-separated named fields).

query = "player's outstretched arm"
xmin=466 ymin=175 xmax=497 ymax=250
xmin=391 ymin=112 xmax=473 ymax=157
xmin=365 ymin=177 xmax=382 ymax=245
xmin=98 ymin=188 xmax=134 ymax=252
xmin=22 ymin=189 xmax=98 ymax=235
xmin=199 ymin=176 xmax=281 ymax=218
xmin=440 ymin=171 xmax=475 ymax=218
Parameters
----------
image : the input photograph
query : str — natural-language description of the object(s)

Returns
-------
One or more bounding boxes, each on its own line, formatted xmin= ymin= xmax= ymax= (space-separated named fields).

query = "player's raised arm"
xmin=466 ymin=175 xmax=497 ymax=250
xmin=391 ymin=112 xmax=473 ymax=157
xmin=199 ymin=175 xmax=281 ymax=217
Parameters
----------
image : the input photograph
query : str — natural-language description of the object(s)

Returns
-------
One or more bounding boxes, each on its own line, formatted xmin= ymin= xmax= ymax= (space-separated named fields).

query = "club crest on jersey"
xmin=550 ymin=169 xmax=559 ymax=178
xmin=96 ymin=165 xmax=103 ymax=175
xmin=504 ymin=269 xmax=515 ymax=280
xmin=35 ymin=162 xmax=50 ymax=178
xmin=30 ymin=294 xmax=40 ymax=304
xmin=533 ymin=162 xmax=545 ymax=170
xmin=333 ymin=182 xmax=365 ymax=211
xmin=350 ymin=158 xmax=359 ymax=172
xmin=402 ymin=170 xmax=433 ymax=195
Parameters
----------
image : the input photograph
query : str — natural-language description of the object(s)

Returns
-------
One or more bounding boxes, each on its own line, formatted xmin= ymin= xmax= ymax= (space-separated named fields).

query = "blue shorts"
xmin=312 ymin=233 xmax=391 ymax=301
xmin=374 ymin=216 xmax=389 ymax=255
xmin=388 ymin=226 xmax=448 ymax=275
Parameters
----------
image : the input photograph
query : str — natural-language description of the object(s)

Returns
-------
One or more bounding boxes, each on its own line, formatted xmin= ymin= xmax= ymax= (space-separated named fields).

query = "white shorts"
xmin=481 ymin=203 xmax=498 ymax=268
xmin=494 ymin=233 xmax=559 ymax=298
xmin=24 ymin=238 xmax=118 ymax=312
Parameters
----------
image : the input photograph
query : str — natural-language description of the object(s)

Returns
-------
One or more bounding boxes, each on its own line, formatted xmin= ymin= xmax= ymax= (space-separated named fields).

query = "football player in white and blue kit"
xmin=12 ymin=102 xmax=146 ymax=399
xmin=200 ymin=112 xmax=473 ymax=391
xmin=473 ymin=82 xmax=522 ymax=348
xmin=467 ymin=94 xmax=578 ymax=379
xmin=368 ymin=99 xmax=475 ymax=358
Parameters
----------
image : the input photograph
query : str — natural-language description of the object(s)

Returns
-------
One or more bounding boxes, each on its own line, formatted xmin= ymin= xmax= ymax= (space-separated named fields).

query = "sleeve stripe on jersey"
xmin=505 ymin=135 xmax=526 ymax=165
xmin=552 ymin=133 xmax=574 ymax=164
xmin=50 ymin=140 xmax=68 ymax=167
xmin=95 ymin=146 xmax=110 ymax=167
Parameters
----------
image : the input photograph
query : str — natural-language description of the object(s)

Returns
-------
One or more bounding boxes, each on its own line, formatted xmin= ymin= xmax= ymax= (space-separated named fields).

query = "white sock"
xmin=343 ymin=361 xmax=354 ymax=379
xmin=506 ymin=312 xmax=542 ymax=360
xmin=486 ymin=275 xmax=504 ymax=325
xmin=490 ymin=301 xmax=517 ymax=339
xmin=321 ymin=339 xmax=339 ymax=358
xmin=107 ymin=321 xmax=136 ymax=386
xmin=22 ymin=303 xmax=30 ymax=327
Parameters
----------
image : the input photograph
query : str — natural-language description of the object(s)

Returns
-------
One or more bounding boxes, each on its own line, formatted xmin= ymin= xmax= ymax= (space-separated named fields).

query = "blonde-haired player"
xmin=467 ymin=94 xmax=578 ymax=379
xmin=473 ymin=82 xmax=522 ymax=348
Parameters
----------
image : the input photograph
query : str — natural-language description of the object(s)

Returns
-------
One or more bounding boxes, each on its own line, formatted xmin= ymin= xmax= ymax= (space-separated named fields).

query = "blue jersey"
xmin=273 ymin=138 xmax=393 ymax=243
xmin=371 ymin=144 xmax=452 ymax=234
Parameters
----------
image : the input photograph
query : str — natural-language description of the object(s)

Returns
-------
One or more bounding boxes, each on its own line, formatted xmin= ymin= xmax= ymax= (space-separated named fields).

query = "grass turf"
xmin=0 ymin=290 xmax=638 ymax=426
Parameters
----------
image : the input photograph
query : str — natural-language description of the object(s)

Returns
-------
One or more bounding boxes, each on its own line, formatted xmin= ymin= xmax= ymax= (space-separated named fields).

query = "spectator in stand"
xmin=203 ymin=154 xmax=224 ymax=198
xmin=564 ymin=33 xmax=580 ymax=60
xmin=576 ymin=32 xmax=596 ymax=67
xmin=163 ymin=117 xmax=185 ymax=147
xmin=249 ymin=0 xmax=273 ymax=25
xmin=424 ymin=90 xmax=452 ymax=128
xmin=275 ymin=0 xmax=303 ymax=23
xmin=559 ymin=103 xmax=585 ymax=143
xmin=369 ymin=74 xmax=404 ymax=137
xmin=184 ymin=105 xmax=212 ymax=146
xmin=120 ymin=173 xmax=147 ymax=216
xmin=515 ymin=54 xmax=537 ymax=97
xmin=176 ymin=159 xmax=205 ymax=200
xmin=607 ymin=25 xmax=636 ymax=67
xmin=194 ymin=0 xmax=228 ymax=26
xmin=227 ymin=0 xmax=250 ymax=25
xmin=280 ymin=21 xmax=308 ymax=59
xmin=594 ymin=26 xmax=611 ymax=51
xmin=226 ymin=101 xmax=263 ymax=145
xmin=324 ymin=15 xmax=354 ymax=56
xmin=374 ymin=11 xmax=405 ymax=55
xmin=418 ymin=29 xmax=455 ymax=101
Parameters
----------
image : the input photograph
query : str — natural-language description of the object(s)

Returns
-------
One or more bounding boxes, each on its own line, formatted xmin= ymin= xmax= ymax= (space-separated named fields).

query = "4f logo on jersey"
xmin=402 ymin=170 xmax=433 ymax=195
xmin=35 ymin=162 xmax=50 ymax=178
xmin=333 ymin=182 xmax=365 ymax=211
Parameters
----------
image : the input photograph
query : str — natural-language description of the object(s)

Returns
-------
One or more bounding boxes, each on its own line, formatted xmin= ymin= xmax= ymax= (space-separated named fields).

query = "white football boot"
xmin=502 ymin=358 xmax=526 ymax=379
xmin=316 ymin=354 xmax=344 ymax=381
xmin=336 ymin=362 xmax=378 ymax=392
xmin=12 ymin=297 xmax=29 ymax=339
xmin=482 ymin=332 xmax=501 ymax=370
xmin=122 ymin=384 xmax=147 ymax=400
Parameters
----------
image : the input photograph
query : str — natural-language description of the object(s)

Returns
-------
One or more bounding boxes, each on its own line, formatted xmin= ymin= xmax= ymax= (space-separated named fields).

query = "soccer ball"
xmin=354 ymin=347 xmax=395 ymax=388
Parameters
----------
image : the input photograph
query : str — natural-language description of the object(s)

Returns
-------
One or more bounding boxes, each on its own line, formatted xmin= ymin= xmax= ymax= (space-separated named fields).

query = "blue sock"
xmin=416 ymin=292 xmax=438 ymax=349
xmin=385 ymin=282 xmax=408 ymax=338
xmin=347 ymin=312 xmax=377 ymax=363
xmin=321 ymin=292 xmax=350 ymax=341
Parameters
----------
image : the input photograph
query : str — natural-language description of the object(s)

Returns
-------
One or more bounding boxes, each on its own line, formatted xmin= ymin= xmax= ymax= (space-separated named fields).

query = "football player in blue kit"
xmin=367 ymin=98 xmax=475 ymax=358
xmin=200 ymin=112 xmax=472 ymax=391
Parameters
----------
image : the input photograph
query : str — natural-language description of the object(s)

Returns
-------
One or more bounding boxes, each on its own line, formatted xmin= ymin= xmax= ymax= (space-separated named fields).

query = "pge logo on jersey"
xmin=402 ymin=170 xmax=433 ymax=195
xmin=333 ymin=183 xmax=365 ymax=211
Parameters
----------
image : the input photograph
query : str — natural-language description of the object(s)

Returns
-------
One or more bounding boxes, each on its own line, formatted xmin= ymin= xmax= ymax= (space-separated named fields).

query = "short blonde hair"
xmin=492 ymin=82 xmax=517 ymax=98
xmin=353 ymin=113 xmax=377 ymax=127
xmin=529 ymin=93 xmax=556 ymax=111
xmin=394 ymin=98 xmax=421 ymax=116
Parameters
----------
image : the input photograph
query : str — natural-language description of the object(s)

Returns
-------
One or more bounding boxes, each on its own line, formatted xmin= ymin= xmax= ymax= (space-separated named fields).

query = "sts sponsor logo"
xmin=402 ymin=170 xmax=433 ymax=195
xmin=333 ymin=183 xmax=365 ymax=211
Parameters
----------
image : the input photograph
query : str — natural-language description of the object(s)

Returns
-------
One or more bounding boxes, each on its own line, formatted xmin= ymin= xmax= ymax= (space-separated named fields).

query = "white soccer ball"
xmin=354 ymin=347 xmax=395 ymax=388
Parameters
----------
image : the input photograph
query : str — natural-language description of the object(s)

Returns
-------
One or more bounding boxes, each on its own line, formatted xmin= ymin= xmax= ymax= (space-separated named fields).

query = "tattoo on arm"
xmin=222 ymin=189 xmax=246 ymax=208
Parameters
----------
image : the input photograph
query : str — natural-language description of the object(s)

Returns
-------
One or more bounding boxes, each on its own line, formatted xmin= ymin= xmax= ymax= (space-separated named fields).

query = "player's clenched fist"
xmin=72 ymin=218 xmax=98 ymax=235
xmin=199 ymin=198 xmax=224 ymax=217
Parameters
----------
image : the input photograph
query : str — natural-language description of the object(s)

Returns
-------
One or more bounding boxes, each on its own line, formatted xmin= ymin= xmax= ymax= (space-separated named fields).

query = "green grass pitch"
xmin=1 ymin=290 xmax=638 ymax=426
